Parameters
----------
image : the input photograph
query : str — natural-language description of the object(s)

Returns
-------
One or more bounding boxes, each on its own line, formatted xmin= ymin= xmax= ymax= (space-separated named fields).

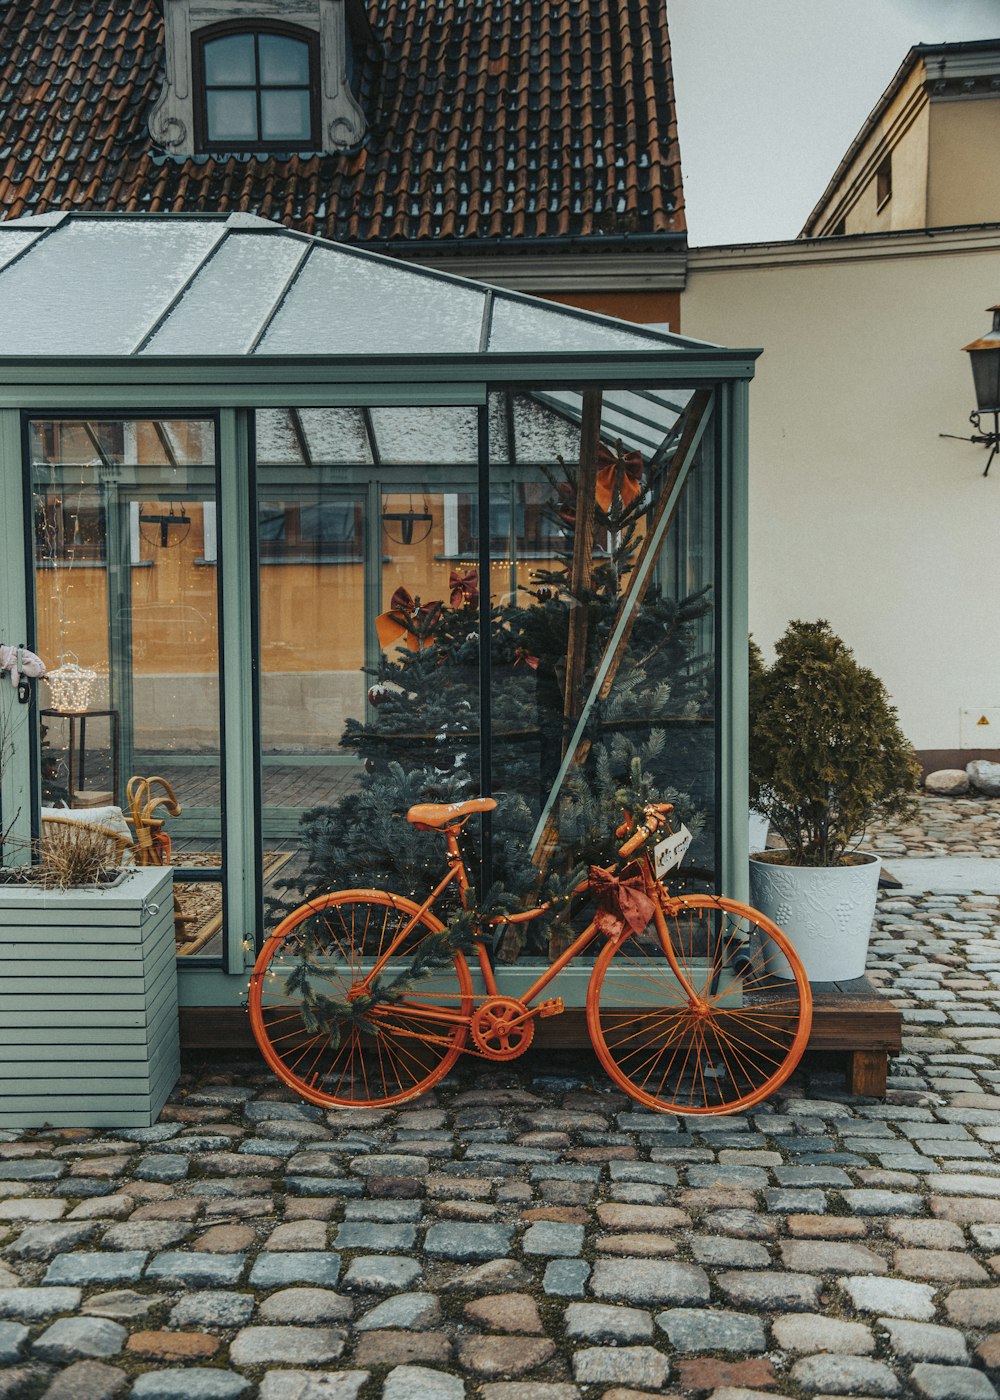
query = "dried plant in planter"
xmin=749 ymin=620 xmax=921 ymax=867
xmin=34 ymin=819 xmax=130 ymax=889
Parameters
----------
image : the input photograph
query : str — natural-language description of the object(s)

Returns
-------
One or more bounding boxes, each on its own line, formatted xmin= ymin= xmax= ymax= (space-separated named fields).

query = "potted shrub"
xmin=748 ymin=620 xmax=920 ymax=981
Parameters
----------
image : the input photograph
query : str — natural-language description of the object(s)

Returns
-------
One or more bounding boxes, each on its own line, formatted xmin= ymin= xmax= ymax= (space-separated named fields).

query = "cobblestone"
xmin=656 ymin=1306 xmax=766 ymax=1352
xmin=790 ymin=1353 xmax=902 ymax=1395
xmin=32 ymin=1317 xmax=127 ymax=1361
xmin=6 ymin=796 xmax=1000 ymax=1400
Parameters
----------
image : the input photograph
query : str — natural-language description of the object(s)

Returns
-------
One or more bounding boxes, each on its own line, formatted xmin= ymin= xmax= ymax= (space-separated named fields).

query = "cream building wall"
xmin=928 ymin=98 xmax=1000 ymax=229
xmin=683 ymin=226 xmax=1000 ymax=756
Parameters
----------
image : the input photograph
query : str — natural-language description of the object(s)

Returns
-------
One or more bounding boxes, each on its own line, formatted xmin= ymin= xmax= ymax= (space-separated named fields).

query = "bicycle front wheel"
xmin=250 ymin=890 xmax=473 ymax=1109
xmin=587 ymin=895 xmax=812 ymax=1115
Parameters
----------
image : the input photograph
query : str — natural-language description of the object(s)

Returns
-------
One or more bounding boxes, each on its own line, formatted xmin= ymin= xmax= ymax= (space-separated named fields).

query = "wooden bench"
xmin=182 ymin=973 xmax=901 ymax=1097
xmin=807 ymin=974 xmax=902 ymax=1096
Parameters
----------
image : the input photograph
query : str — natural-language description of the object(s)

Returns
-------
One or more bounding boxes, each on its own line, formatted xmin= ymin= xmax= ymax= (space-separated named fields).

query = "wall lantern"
xmin=950 ymin=305 xmax=1000 ymax=476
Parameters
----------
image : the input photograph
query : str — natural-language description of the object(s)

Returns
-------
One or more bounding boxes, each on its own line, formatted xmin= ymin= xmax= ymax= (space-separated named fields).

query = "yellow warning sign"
xmin=979 ymin=715 xmax=991 ymax=726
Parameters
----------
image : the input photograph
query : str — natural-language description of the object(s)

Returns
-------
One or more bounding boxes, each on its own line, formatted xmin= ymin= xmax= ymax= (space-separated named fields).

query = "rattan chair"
xmin=125 ymin=775 xmax=195 ymax=941
xmin=40 ymin=815 xmax=135 ymax=869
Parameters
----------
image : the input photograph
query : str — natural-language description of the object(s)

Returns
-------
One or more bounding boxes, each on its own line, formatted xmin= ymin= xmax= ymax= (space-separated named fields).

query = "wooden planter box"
xmin=0 ymin=866 xmax=179 ymax=1128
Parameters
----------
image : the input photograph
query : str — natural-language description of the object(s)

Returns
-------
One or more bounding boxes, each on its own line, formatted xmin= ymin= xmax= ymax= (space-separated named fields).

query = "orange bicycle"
xmin=250 ymin=798 xmax=812 ymax=1115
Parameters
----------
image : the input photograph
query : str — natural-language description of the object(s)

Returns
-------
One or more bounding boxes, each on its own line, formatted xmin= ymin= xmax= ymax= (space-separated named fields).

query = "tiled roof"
xmin=0 ymin=0 xmax=685 ymax=251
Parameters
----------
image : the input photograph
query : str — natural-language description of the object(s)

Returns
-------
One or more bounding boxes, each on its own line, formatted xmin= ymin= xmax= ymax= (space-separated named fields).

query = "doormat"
xmin=174 ymin=850 xmax=294 ymax=957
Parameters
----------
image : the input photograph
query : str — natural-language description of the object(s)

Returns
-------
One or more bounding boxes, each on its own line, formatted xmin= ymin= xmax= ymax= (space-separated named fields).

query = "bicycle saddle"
xmin=406 ymin=797 xmax=497 ymax=830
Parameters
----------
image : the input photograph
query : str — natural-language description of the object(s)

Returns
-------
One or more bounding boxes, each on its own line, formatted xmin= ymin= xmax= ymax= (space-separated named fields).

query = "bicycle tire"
xmin=250 ymin=889 xmax=473 ymax=1109
xmin=586 ymin=894 xmax=812 ymax=1115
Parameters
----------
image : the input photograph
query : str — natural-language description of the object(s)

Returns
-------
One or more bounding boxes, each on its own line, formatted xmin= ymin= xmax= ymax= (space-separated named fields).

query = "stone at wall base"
xmin=924 ymin=769 xmax=971 ymax=795
xmin=967 ymin=760 xmax=1000 ymax=797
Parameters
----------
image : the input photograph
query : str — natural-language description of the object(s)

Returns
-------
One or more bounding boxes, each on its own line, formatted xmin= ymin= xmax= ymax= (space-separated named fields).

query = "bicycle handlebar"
xmin=617 ymin=802 xmax=674 ymax=860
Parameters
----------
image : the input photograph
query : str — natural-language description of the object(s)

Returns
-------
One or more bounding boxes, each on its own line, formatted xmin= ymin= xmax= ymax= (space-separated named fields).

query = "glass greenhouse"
xmin=0 ymin=212 xmax=759 ymax=1013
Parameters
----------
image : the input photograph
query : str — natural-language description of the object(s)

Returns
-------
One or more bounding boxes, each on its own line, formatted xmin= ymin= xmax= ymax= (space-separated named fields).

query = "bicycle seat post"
xmin=444 ymin=826 xmax=471 ymax=900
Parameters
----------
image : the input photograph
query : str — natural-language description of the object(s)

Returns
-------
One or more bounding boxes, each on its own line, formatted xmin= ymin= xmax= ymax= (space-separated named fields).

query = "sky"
xmin=667 ymin=0 xmax=1000 ymax=247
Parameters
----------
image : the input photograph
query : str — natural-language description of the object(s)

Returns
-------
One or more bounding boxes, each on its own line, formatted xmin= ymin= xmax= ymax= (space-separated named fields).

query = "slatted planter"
xmin=0 ymin=867 xmax=179 ymax=1128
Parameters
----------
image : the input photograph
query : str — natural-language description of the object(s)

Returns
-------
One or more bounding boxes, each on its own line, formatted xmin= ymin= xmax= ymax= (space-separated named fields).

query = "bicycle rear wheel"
xmin=587 ymin=895 xmax=811 ymax=1115
xmin=250 ymin=890 xmax=473 ymax=1109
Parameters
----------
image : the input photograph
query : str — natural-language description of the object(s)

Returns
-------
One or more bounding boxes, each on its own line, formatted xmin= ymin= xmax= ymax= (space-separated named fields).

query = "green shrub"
xmin=749 ymin=620 xmax=920 ymax=866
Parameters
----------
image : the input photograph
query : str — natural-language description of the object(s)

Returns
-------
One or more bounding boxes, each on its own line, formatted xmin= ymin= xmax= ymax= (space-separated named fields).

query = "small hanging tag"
xmin=654 ymin=823 xmax=693 ymax=878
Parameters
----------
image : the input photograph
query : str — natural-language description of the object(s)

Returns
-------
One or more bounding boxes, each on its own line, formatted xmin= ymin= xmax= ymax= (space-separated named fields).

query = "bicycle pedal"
xmin=537 ymin=997 xmax=564 ymax=1018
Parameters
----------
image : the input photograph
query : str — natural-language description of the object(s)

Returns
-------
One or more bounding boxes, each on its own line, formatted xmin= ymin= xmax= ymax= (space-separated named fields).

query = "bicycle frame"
xmin=352 ymin=808 xmax=705 ymax=1027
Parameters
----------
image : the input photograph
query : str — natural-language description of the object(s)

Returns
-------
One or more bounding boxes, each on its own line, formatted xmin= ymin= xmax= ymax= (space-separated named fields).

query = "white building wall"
xmin=683 ymin=228 xmax=1000 ymax=754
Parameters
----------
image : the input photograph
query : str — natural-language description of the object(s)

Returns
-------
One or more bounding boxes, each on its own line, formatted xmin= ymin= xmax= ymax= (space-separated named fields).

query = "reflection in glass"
xmin=488 ymin=388 xmax=717 ymax=959
xmin=258 ymin=392 xmax=716 ymax=966
xmin=29 ymin=418 xmax=224 ymax=960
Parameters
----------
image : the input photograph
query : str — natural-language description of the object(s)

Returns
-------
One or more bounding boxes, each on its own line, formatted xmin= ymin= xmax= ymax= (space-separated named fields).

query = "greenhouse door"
xmin=28 ymin=415 xmax=228 ymax=960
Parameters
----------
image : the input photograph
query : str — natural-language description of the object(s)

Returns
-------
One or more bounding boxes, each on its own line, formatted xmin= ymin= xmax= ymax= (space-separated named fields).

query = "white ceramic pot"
xmin=748 ymin=851 xmax=881 ymax=982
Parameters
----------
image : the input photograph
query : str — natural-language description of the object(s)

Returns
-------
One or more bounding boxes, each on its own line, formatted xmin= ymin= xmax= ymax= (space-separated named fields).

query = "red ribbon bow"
xmin=513 ymin=647 xmax=539 ymax=671
xmin=375 ymin=587 xmax=443 ymax=653
xmin=595 ymin=443 xmax=644 ymax=512
xmin=449 ymin=567 xmax=479 ymax=609
xmin=589 ymin=864 xmax=656 ymax=938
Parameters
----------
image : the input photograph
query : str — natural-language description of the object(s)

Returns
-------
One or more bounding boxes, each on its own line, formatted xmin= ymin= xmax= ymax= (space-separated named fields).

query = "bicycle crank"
xmin=470 ymin=996 xmax=536 ymax=1059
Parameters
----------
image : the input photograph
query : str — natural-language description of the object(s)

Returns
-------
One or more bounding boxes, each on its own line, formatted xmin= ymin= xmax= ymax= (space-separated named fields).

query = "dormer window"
xmin=196 ymin=24 xmax=319 ymax=151
xmin=150 ymin=0 xmax=370 ymax=159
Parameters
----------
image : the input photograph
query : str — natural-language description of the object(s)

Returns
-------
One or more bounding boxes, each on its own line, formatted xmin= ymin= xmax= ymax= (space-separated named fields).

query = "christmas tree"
xmin=280 ymin=408 xmax=714 ymax=959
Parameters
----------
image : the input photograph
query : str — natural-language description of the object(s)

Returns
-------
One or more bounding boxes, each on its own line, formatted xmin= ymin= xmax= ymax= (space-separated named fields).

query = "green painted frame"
xmin=0 ymin=346 xmax=759 ymax=1007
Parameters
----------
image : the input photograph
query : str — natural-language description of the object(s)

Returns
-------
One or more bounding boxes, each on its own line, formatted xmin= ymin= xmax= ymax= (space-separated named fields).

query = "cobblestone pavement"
xmin=3 ymin=798 xmax=1000 ymax=1400
xmin=859 ymin=793 xmax=1000 ymax=859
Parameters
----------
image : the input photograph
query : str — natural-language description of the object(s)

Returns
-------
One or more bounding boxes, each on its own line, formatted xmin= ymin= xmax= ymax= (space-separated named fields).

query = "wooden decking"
xmin=56 ymin=750 xmax=362 ymax=812
xmin=181 ymin=973 xmax=901 ymax=1096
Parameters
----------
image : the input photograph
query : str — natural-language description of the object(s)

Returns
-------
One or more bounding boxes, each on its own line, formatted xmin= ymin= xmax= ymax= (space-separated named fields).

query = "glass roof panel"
xmin=512 ymin=394 xmax=581 ymax=464
xmin=255 ymin=409 xmax=304 ymax=465
xmin=488 ymin=393 xmax=510 ymax=465
xmin=0 ymin=227 xmax=45 ymax=273
xmin=0 ymin=220 xmax=226 ymax=355
xmin=488 ymin=295 xmax=673 ymax=354
xmin=531 ymin=387 xmax=691 ymax=460
xmin=143 ymin=232 xmax=306 ymax=355
xmin=157 ymin=419 xmax=217 ymax=467
xmin=257 ymin=247 xmax=487 ymax=356
xmin=298 ymin=408 xmax=373 ymax=464
xmin=369 ymin=406 xmax=478 ymax=464
xmin=27 ymin=418 xmax=215 ymax=468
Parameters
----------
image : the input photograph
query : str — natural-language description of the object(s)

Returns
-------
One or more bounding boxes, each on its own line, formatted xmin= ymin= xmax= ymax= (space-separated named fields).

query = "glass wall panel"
xmin=255 ymin=407 xmax=481 ymax=932
xmin=487 ymin=385 xmax=716 ymax=959
xmin=29 ymin=416 xmax=223 ymax=959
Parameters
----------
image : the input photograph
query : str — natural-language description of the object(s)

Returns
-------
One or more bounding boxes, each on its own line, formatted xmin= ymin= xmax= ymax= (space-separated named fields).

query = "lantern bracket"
xmin=939 ymin=408 xmax=1000 ymax=477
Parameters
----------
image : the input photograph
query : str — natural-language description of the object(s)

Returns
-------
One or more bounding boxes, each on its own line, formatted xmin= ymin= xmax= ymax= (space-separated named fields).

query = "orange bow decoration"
xmin=376 ymin=587 xmax=443 ymax=653
xmin=449 ymin=568 xmax=479 ymax=609
xmin=589 ymin=864 xmax=656 ymax=938
xmin=513 ymin=647 xmax=539 ymax=671
xmin=555 ymin=481 xmax=576 ymax=527
xmin=595 ymin=443 xmax=644 ymax=512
